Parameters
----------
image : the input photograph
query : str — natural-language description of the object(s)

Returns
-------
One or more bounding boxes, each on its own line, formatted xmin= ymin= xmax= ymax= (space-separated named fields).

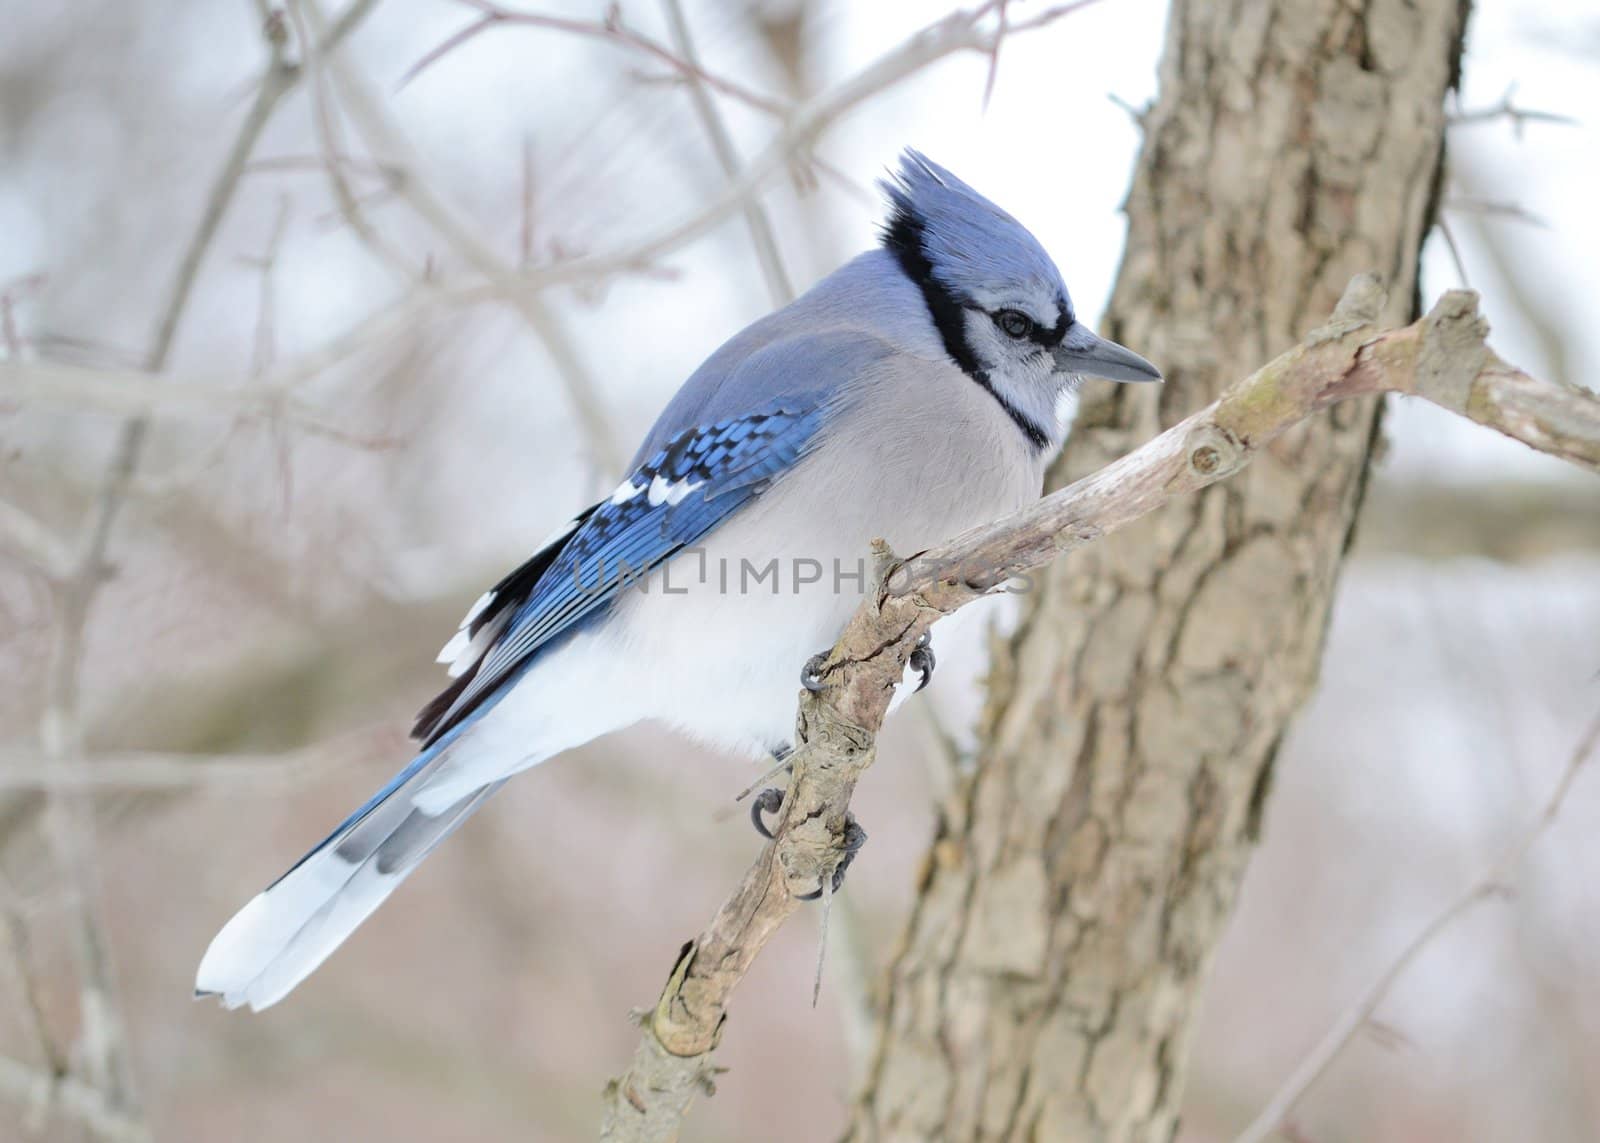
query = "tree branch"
xmin=0 ymin=497 xmax=74 ymax=579
xmin=504 ymin=0 xmax=1095 ymax=297
xmin=659 ymin=0 xmax=794 ymax=307
xmin=17 ymin=3 xmax=382 ymax=1136
xmin=4 ymin=1 xmax=1094 ymax=449
xmin=0 ymin=729 xmax=387 ymax=792
xmin=401 ymin=0 xmax=788 ymax=116
xmin=598 ymin=277 xmax=1600 ymax=1140
xmin=1233 ymin=706 xmax=1600 ymax=1143
xmin=301 ymin=0 xmax=628 ymax=474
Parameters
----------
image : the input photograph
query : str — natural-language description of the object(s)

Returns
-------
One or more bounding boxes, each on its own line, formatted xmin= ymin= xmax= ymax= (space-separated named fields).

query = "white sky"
xmin=359 ymin=0 xmax=1595 ymax=490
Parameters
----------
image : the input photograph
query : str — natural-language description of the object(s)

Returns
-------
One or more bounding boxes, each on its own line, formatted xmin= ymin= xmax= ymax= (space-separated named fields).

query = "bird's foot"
xmin=749 ymin=787 xmax=785 ymax=839
xmin=798 ymin=814 xmax=867 ymax=900
xmin=748 ymin=792 xmax=868 ymax=899
xmin=909 ymin=631 xmax=935 ymax=692
xmin=801 ymin=651 xmax=830 ymax=693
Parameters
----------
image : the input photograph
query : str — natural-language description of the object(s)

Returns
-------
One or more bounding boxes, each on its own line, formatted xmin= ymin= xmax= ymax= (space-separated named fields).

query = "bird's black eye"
xmin=995 ymin=309 xmax=1034 ymax=339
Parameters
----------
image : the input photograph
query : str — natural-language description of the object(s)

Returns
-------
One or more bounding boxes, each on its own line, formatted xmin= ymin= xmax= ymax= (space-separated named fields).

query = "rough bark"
xmin=850 ymin=1 xmax=1473 ymax=1139
xmin=598 ymin=276 xmax=1600 ymax=1141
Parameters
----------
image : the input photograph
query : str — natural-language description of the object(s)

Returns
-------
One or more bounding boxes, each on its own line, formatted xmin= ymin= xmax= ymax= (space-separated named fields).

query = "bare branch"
xmin=0 ymin=876 xmax=66 ymax=1133
xmin=245 ymin=194 xmax=295 ymax=377
xmin=289 ymin=0 xmax=422 ymax=281
xmin=243 ymin=152 xmax=402 ymax=179
xmin=400 ymin=0 xmax=788 ymax=116
xmin=303 ymin=0 xmax=626 ymax=472
xmin=446 ymin=0 xmax=1091 ymax=306
xmin=599 ymin=277 xmax=1600 ymax=1140
xmin=0 ymin=359 xmax=394 ymax=446
xmin=0 ymin=498 xmax=74 ymax=579
xmin=1448 ymin=83 xmax=1578 ymax=136
xmin=519 ymin=135 xmax=536 ymax=267
xmin=16 ymin=3 xmax=383 ymax=1134
xmin=981 ymin=0 xmax=1010 ymax=109
xmin=1434 ymin=214 xmax=1471 ymax=286
xmin=0 ymin=730 xmax=386 ymax=792
xmin=1445 ymin=195 xmax=1550 ymax=228
xmin=660 ymin=0 xmax=794 ymax=306
xmin=14 ymin=0 xmax=1095 ymax=448
xmin=1233 ymin=707 xmax=1600 ymax=1143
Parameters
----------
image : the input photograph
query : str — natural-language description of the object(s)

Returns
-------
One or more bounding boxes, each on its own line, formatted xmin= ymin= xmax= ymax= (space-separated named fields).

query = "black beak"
xmin=1051 ymin=323 xmax=1162 ymax=383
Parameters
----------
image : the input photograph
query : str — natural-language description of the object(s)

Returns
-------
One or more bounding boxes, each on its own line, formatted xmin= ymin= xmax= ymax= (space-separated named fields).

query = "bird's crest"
xmin=878 ymin=149 xmax=1067 ymax=306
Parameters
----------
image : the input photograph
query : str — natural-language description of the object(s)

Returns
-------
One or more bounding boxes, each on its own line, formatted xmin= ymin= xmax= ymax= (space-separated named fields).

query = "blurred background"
xmin=1 ymin=0 xmax=1597 ymax=1140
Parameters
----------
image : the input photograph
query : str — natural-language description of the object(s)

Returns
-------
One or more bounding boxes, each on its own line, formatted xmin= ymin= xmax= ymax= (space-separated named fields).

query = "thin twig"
xmin=19 ymin=3 xmax=383 ymax=1135
xmin=2 ymin=359 xmax=397 ymax=446
xmin=1447 ymin=83 xmax=1578 ymax=136
xmin=1445 ymin=196 xmax=1550 ymax=229
xmin=1233 ymin=707 xmax=1600 ymax=1143
xmin=814 ymin=867 xmax=834 ymax=1007
xmin=304 ymin=0 xmax=626 ymax=473
xmin=732 ymin=755 xmax=791 ymax=803
xmin=1434 ymin=214 xmax=1471 ymax=287
xmin=479 ymin=0 xmax=1100 ymax=298
xmin=290 ymin=0 xmax=421 ymax=281
xmin=243 ymin=195 xmax=294 ymax=378
xmin=400 ymin=0 xmax=788 ymax=116
xmin=0 ymin=738 xmax=368 ymax=791
xmin=254 ymin=204 xmax=298 ymax=504
xmin=519 ymin=135 xmax=535 ymax=267
xmin=0 ymin=498 xmax=75 ymax=579
xmin=11 ymin=0 xmax=1092 ymax=437
xmin=981 ymin=0 xmax=1009 ymax=109
xmin=0 ymin=875 xmax=66 ymax=1132
xmin=660 ymin=0 xmax=794 ymax=306
xmin=244 ymin=151 xmax=401 ymax=179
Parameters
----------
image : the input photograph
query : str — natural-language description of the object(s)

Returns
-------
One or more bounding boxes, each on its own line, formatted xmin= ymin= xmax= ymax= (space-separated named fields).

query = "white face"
xmin=957 ymin=283 xmax=1076 ymax=446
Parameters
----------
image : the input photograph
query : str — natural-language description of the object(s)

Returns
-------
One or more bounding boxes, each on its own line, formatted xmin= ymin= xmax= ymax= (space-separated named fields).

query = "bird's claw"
xmin=801 ymin=651 xmax=830 ymax=693
xmin=909 ymin=631 xmax=935 ymax=693
xmin=750 ymin=787 xmax=785 ymax=839
xmin=797 ymin=814 xmax=867 ymax=900
xmin=749 ymin=792 xmax=868 ymax=899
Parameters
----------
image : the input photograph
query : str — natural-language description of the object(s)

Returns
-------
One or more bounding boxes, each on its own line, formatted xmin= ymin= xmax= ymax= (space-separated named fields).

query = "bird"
xmin=195 ymin=149 xmax=1161 ymax=1011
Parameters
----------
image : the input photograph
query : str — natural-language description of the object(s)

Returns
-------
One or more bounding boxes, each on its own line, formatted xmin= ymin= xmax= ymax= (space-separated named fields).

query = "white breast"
xmin=594 ymin=353 xmax=1051 ymax=755
xmin=421 ymin=353 xmax=1056 ymax=806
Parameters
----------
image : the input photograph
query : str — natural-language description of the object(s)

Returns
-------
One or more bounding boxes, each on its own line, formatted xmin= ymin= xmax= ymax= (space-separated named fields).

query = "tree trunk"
xmin=849 ymin=0 xmax=1471 ymax=1139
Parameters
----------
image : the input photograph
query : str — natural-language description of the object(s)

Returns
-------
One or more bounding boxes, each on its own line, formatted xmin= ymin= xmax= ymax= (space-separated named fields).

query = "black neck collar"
xmin=881 ymin=213 xmax=1052 ymax=450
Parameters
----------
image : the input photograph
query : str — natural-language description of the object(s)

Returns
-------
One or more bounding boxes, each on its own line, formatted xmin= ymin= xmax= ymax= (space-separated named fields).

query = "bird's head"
xmin=880 ymin=150 xmax=1160 ymax=447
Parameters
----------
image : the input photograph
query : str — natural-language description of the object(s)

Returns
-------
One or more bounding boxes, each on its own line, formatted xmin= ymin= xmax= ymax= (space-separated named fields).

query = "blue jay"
xmin=196 ymin=150 xmax=1160 ymax=1011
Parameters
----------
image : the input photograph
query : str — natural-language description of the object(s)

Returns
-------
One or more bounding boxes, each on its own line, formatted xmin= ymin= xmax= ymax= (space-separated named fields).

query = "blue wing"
xmin=413 ymin=324 xmax=897 ymax=746
xmin=414 ymin=403 xmax=828 ymax=745
xmin=629 ymin=322 xmax=894 ymax=463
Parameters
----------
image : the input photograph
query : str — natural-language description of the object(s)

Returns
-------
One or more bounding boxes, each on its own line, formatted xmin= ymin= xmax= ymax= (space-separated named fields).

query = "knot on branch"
xmin=1183 ymin=423 xmax=1245 ymax=481
xmin=1308 ymin=273 xmax=1388 ymax=345
xmin=1417 ymin=289 xmax=1490 ymax=409
xmin=780 ymin=689 xmax=878 ymax=897
xmin=795 ymin=688 xmax=876 ymax=764
xmin=776 ymin=810 xmax=861 ymax=899
xmin=647 ymin=939 xmax=725 ymax=1058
